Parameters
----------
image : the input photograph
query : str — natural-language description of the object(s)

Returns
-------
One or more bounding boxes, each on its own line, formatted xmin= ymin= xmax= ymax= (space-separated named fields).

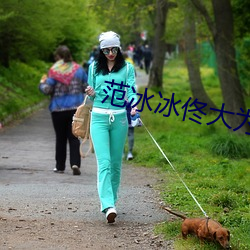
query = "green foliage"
xmin=0 ymin=60 xmax=49 ymax=122
xmin=166 ymin=0 xmax=212 ymax=44
xmin=165 ymin=2 xmax=184 ymax=44
xmin=236 ymin=37 xmax=250 ymax=95
xmin=232 ymin=0 xmax=250 ymax=39
xmin=0 ymin=0 xmax=99 ymax=66
xmin=92 ymin=0 xmax=156 ymax=46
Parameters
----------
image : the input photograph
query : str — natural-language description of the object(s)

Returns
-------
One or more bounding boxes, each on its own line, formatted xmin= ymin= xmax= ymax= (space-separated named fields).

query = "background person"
xmin=84 ymin=46 xmax=99 ymax=72
xmin=125 ymin=102 xmax=141 ymax=160
xmin=39 ymin=45 xmax=88 ymax=175
xmin=85 ymin=31 xmax=138 ymax=223
xmin=143 ymin=44 xmax=152 ymax=74
xmin=122 ymin=53 xmax=138 ymax=160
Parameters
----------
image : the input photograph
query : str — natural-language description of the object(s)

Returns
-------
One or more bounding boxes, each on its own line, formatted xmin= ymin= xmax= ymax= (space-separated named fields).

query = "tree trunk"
xmin=212 ymin=0 xmax=249 ymax=133
xmin=184 ymin=3 xmax=217 ymax=113
xmin=191 ymin=0 xmax=250 ymax=134
xmin=148 ymin=0 xmax=169 ymax=89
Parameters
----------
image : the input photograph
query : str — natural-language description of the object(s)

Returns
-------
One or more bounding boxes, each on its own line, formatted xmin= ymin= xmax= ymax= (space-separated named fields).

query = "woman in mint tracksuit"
xmin=86 ymin=31 xmax=138 ymax=223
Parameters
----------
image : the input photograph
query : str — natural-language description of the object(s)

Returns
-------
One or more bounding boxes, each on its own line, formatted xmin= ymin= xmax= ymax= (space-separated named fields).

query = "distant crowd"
xmin=83 ymin=43 xmax=153 ymax=75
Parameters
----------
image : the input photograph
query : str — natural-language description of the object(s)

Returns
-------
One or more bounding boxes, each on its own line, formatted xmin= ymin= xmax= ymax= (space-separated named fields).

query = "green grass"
xmin=128 ymin=58 xmax=250 ymax=250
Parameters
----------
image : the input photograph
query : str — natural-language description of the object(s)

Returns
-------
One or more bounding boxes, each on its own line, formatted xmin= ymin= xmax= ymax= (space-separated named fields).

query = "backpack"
xmin=72 ymin=95 xmax=93 ymax=158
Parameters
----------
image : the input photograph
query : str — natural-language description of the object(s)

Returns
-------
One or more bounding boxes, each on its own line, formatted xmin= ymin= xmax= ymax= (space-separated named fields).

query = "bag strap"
xmin=83 ymin=94 xmax=88 ymax=105
xmin=79 ymin=137 xmax=94 ymax=158
xmin=79 ymin=101 xmax=93 ymax=158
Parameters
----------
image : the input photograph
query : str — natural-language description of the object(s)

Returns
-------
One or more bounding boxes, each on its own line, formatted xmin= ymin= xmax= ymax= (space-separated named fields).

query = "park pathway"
xmin=0 ymin=69 xmax=173 ymax=249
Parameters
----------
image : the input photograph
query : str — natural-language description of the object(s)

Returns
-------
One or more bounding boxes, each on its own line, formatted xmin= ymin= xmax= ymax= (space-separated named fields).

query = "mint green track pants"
xmin=90 ymin=111 xmax=128 ymax=212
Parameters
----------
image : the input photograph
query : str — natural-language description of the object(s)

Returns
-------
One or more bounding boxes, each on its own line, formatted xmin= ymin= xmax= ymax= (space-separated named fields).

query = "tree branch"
xmin=190 ymin=0 xmax=216 ymax=37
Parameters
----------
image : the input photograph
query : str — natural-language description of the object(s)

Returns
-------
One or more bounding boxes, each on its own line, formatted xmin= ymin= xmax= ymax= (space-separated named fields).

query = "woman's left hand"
xmin=130 ymin=106 xmax=137 ymax=116
xmin=85 ymin=86 xmax=96 ymax=97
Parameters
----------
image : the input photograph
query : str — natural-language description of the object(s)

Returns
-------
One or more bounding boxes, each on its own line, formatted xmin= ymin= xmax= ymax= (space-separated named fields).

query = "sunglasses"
xmin=102 ymin=47 xmax=119 ymax=55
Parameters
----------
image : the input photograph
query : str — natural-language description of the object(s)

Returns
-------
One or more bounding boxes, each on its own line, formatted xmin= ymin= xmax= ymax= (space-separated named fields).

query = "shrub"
xmin=210 ymin=134 xmax=249 ymax=158
xmin=210 ymin=191 xmax=237 ymax=209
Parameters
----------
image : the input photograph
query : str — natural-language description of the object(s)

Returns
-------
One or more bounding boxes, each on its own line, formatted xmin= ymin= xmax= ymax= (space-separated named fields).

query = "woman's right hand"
xmin=85 ymin=86 xmax=95 ymax=97
xmin=40 ymin=74 xmax=47 ymax=83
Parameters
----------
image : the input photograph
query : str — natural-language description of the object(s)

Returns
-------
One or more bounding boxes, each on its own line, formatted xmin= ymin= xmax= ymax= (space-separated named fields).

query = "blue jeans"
xmin=127 ymin=127 xmax=134 ymax=152
xmin=90 ymin=111 xmax=128 ymax=212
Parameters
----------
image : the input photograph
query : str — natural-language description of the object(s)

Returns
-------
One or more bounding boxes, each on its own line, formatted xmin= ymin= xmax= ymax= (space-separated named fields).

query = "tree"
xmin=183 ymin=1 xmax=217 ymax=112
xmin=190 ymin=0 xmax=250 ymax=134
xmin=148 ymin=0 xmax=177 ymax=89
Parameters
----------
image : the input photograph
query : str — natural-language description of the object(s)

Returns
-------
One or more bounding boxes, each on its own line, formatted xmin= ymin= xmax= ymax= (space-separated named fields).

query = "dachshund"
xmin=162 ymin=206 xmax=231 ymax=249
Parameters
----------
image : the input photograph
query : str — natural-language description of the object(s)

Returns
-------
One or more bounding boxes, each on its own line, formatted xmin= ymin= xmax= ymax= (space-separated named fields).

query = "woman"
xmin=39 ymin=45 xmax=88 ymax=175
xmin=85 ymin=31 xmax=138 ymax=223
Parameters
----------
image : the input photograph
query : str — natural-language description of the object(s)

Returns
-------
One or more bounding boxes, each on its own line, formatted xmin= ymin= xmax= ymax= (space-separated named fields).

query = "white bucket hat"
xmin=99 ymin=31 xmax=121 ymax=49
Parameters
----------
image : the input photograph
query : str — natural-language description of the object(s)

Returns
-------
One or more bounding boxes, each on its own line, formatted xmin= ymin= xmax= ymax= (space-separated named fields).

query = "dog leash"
xmin=139 ymin=118 xmax=209 ymax=218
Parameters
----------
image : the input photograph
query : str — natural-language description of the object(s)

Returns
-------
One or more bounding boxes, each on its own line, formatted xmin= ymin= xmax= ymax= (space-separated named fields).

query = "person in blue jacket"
xmin=126 ymin=102 xmax=141 ymax=160
xmin=39 ymin=45 xmax=88 ymax=175
xmin=85 ymin=31 xmax=138 ymax=223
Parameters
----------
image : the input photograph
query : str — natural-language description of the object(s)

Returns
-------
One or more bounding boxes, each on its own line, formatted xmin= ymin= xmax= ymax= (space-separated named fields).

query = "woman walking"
xmin=85 ymin=31 xmax=138 ymax=223
xmin=39 ymin=45 xmax=88 ymax=175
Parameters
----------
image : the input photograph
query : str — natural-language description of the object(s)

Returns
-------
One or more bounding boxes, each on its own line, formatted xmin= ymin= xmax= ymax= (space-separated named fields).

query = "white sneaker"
xmin=72 ymin=165 xmax=81 ymax=175
xmin=105 ymin=207 xmax=117 ymax=223
xmin=53 ymin=168 xmax=64 ymax=173
xmin=127 ymin=152 xmax=133 ymax=160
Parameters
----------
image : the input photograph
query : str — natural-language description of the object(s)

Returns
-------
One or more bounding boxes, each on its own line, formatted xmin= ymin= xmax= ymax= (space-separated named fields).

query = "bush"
xmin=0 ymin=60 xmax=48 ymax=122
xmin=210 ymin=191 xmax=237 ymax=209
xmin=209 ymin=134 xmax=250 ymax=158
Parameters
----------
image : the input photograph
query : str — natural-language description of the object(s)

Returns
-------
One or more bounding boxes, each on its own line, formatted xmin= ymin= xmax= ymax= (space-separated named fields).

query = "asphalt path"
xmin=0 ymin=106 xmax=166 ymax=223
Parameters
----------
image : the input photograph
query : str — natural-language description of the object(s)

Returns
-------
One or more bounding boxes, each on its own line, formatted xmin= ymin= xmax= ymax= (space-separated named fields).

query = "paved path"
xmin=0 ymin=71 xmax=174 ymax=249
xmin=0 ymin=107 xmax=164 ymax=224
xmin=135 ymin=68 xmax=149 ymax=88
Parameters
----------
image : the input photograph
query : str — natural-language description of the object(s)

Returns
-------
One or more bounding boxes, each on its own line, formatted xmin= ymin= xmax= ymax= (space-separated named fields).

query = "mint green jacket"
xmin=87 ymin=62 xmax=137 ymax=110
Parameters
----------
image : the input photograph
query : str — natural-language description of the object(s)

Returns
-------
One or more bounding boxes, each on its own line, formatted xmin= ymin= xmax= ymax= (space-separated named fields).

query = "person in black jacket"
xmin=143 ymin=44 xmax=152 ymax=74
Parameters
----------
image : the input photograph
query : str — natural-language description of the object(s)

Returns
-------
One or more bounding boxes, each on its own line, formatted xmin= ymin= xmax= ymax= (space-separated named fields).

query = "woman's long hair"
xmin=95 ymin=48 xmax=126 ymax=75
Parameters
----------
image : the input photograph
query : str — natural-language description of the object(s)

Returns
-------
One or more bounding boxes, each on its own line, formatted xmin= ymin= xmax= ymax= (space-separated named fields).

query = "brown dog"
xmin=162 ymin=207 xmax=231 ymax=249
